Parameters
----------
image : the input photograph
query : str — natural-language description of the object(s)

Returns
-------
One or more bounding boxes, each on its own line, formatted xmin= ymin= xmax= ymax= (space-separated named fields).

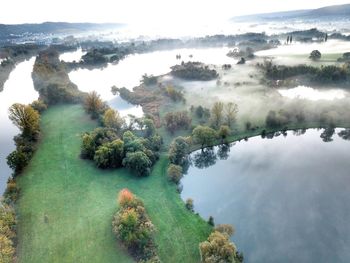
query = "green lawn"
xmin=16 ymin=104 xmax=211 ymax=263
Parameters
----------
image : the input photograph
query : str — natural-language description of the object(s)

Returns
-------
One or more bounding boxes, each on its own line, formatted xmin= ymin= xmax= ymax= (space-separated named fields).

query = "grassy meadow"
xmin=16 ymin=104 xmax=211 ymax=263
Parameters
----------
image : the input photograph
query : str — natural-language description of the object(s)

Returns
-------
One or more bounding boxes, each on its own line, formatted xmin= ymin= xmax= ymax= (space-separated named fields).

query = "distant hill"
xmin=0 ymin=22 xmax=124 ymax=38
xmin=232 ymin=3 xmax=350 ymax=21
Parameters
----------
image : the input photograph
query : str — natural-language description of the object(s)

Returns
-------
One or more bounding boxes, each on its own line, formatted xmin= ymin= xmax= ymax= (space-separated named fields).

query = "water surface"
xmin=0 ymin=58 xmax=38 ymax=194
xmin=181 ymin=128 xmax=350 ymax=263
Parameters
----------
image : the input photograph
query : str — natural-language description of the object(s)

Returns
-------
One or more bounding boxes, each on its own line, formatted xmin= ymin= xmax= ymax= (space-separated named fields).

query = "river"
xmin=181 ymin=128 xmax=350 ymax=263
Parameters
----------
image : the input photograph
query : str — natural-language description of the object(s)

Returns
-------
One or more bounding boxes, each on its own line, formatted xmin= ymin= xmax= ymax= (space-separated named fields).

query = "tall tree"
xmin=225 ymin=102 xmax=238 ymax=127
xmin=84 ymin=91 xmax=104 ymax=119
xmin=192 ymin=126 xmax=217 ymax=148
xmin=8 ymin=103 xmax=40 ymax=139
xmin=211 ymin=102 xmax=224 ymax=128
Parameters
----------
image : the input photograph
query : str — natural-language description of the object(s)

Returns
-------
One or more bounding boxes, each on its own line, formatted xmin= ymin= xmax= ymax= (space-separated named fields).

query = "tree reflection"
xmin=293 ymin=129 xmax=306 ymax=136
xmin=217 ymin=144 xmax=231 ymax=160
xmin=320 ymin=127 xmax=335 ymax=142
xmin=192 ymin=147 xmax=217 ymax=169
xmin=338 ymin=129 xmax=350 ymax=140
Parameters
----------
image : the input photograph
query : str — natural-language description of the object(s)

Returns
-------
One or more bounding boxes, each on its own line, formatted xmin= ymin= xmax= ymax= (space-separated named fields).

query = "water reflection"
xmin=0 ymin=58 xmax=38 ymax=194
xmin=181 ymin=128 xmax=350 ymax=263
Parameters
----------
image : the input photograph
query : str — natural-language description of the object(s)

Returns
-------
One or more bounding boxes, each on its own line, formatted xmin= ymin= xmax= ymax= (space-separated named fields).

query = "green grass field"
xmin=16 ymin=104 xmax=211 ymax=263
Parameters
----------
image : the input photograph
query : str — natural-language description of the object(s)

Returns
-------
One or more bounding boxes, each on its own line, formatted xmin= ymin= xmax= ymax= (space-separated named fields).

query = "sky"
xmin=1 ymin=0 xmax=350 ymax=26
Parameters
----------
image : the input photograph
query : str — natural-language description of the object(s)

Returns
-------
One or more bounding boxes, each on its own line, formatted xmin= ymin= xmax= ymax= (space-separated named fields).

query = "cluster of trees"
xmin=0 ymin=204 xmax=16 ymax=263
xmin=167 ymin=136 xmax=190 ymax=183
xmin=199 ymin=224 xmax=243 ymax=263
xmin=32 ymin=48 xmax=83 ymax=105
xmin=84 ymin=91 xmax=108 ymax=120
xmin=81 ymin=126 xmax=161 ymax=176
xmin=227 ymin=47 xmax=254 ymax=59
xmin=211 ymin=102 xmax=238 ymax=129
xmin=265 ymin=109 xmax=305 ymax=128
xmin=141 ymin=74 xmax=158 ymax=86
xmin=337 ymin=52 xmax=350 ymax=62
xmin=190 ymin=105 xmax=211 ymax=120
xmin=164 ymin=111 xmax=192 ymax=134
xmin=7 ymin=103 xmax=42 ymax=175
xmin=163 ymin=85 xmax=185 ymax=102
xmin=81 ymin=46 xmax=134 ymax=65
xmin=82 ymin=93 xmax=161 ymax=176
xmin=260 ymin=60 xmax=350 ymax=83
xmin=2 ymin=101 xmax=45 ymax=262
xmin=170 ymin=62 xmax=218 ymax=81
xmin=112 ymin=189 xmax=159 ymax=262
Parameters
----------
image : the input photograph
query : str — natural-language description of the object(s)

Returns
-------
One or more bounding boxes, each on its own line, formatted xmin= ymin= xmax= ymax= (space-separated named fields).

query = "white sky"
xmin=1 ymin=0 xmax=350 ymax=25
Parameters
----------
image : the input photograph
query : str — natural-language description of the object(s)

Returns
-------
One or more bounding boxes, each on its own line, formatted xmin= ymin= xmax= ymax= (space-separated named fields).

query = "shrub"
xmin=6 ymin=150 xmax=30 ymax=174
xmin=208 ymin=216 xmax=215 ymax=226
xmin=199 ymin=231 xmax=237 ymax=263
xmin=168 ymin=136 xmax=189 ymax=165
xmin=112 ymin=189 xmax=157 ymax=261
xmin=167 ymin=164 xmax=183 ymax=184
xmin=122 ymin=151 xmax=152 ymax=176
xmin=164 ymin=111 xmax=191 ymax=134
xmin=215 ymin=224 xmax=234 ymax=237
xmin=185 ymin=198 xmax=194 ymax=211
xmin=309 ymin=50 xmax=321 ymax=61
xmin=192 ymin=125 xmax=217 ymax=148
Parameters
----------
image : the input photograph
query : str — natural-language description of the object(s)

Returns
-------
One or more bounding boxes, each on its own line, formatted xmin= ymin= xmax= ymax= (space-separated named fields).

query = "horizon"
xmin=1 ymin=0 xmax=350 ymax=26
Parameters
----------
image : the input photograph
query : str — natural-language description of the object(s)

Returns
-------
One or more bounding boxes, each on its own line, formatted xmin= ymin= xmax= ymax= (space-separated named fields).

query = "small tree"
xmin=167 ymin=164 xmax=183 ymax=184
xmin=199 ymin=231 xmax=237 ymax=263
xmin=215 ymin=224 xmax=235 ymax=237
xmin=218 ymin=125 xmax=231 ymax=142
xmin=8 ymin=103 xmax=40 ymax=139
xmin=192 ymin=126 xmax=217 ymax=148
xmin=122 ymin=151 xmax=152 ymax=176
xmin=185 ymin=198 xmax=194 ymax=211
xmin=225 ymin=102 xmax=238 ymax=127
xmin=309 ymin=50 xmax=321 ymax=61
xmin=103 ymin=108 xmax=124 ymax=131
xmin=168 ymin=137 xmax=189 ymax=165
xmin=84 ymin=91 xmax=104 ymax=119
xmin=208 ymin=216 xmax=215 ymax=226
xmin=211 ymin=102 xmax=224 ymax=128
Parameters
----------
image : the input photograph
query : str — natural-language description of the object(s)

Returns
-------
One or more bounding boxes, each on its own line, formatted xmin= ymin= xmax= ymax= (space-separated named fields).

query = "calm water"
xmin=0 ymin=58 xmax=38 ymax=194
xmin=68 ymin=47 xmax=234 ymax=100
xmin=181 ymin=128 xmax=350 ymax=263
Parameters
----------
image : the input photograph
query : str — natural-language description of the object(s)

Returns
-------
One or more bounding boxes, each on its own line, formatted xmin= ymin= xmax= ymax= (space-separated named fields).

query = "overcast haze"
xmin=2 ymin=0 xmax=350 ymax=26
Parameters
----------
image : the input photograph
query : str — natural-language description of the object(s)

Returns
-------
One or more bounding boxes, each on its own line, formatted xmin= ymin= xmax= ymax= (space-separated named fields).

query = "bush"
xmin=208 ymin=216 xmax=215 ymax=226
xmin=167 ymin=164 xmax=183 ymax=184
xmin=185 ymin=198 xmax=194 ymax=211
xmin=164 ymin=111 xmax=191 ymax=134
xmin=7 ymin=150 xmax=30 ymax=174
xmin=171 ymin=62 xmax=218 ymax=81
xmin=122 ymin=151 xmax=152 ymax=176
xmin=168 ymin=137 xmax=189 ymax=165
xmin=215 ymin=224 xmax=234 ymax=236
xmin=309 ymin=50 xmax=321 ymax=61
xmin=112 ymin=189 xmax=157 ymax=261
xmin=192 ymin=125 xmax=217 ymax=148
xmin=199 ymin=231 xmax=237 ymax=263
xmin=0 ymin=203 xmax=16 ymax=263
